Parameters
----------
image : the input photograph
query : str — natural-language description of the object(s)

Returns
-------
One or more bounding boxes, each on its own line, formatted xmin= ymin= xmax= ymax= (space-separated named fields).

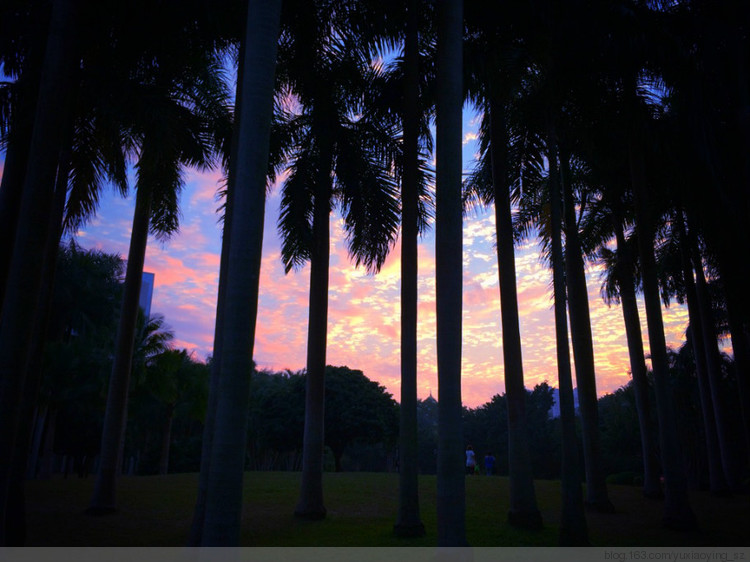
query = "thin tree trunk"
xmin=547 ymin=124 xmax=588 ymax=546
xmin=0 ymin=0 xmax=80 ymax=545
xmin=628 ymin=136 xmax=696 ymax=530
xmin=488 ymin=98 xmax=541 ymax=529
xmin=435 ymin=0 xmax=466 ymax=546
xmin=560 ymin=151 xmax=612 ymax=513
xmin=677 ymin=217 xmax=727 ymax=494
xmin=394 ymin=0 xmax=425 ymax=538
xmin=200 ymin=0 xmax=281 ymax=545
xmin=88 ymin=182 xmax=153 ymax=514
xmin=612 ymin=218 xmax=661 ymax=498
xmin=690 ymin=239 xmax=740 ymax=490
xmin=294 ymin=171 xmax=332 ymax=520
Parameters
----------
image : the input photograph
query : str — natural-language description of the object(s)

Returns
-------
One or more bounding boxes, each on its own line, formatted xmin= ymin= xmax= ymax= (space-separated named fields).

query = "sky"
xmin=62 ymin=108 xmax=694 ymax=409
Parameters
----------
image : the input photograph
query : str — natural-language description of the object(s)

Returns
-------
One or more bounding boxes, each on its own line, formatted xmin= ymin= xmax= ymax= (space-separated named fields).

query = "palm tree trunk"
xmin=690 ymin=240 xmax=740 ymax=490
xmin=394 ymin=0 xmax=425 ymax=538
xmin=88 ymin=182 xmax=153 ymax=514
xmin=488 ymin=97 xmax=541 ymax=529
xmin=294 ymin=168 xmax=332 ymax=520
xmin=435 ymin=0 xmax=467 ymax=547
xmin=560 ymin=151 xmax=612 ymax=513
xmin=6 ymin=134 xmax=73 ymax=545
xmin=676 ymin=218 xmax=727 ymax=494
xmin=547 ymin=124 xmax=588 ymax=546
xmin=612 ymin=218 xmax=661 ymax=498
xmin=725 ymin=298 xmax=750 ymax=462
xmin=199 ymin=0 xmax=281 ymax=545
xmin=628 ymin=136 xmax=696 ymax=530
xmin=0 ymin=9 xmax=48 ymax=312
xmin=187 ymin=26 xmax=245 ymax=545
xmin=0 ymin=0 xmax=80 ymax=545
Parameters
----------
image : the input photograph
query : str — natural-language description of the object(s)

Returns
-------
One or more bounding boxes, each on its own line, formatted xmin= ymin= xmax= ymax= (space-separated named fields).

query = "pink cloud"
xmin=72 ymin=169 xmax=694 ymax=409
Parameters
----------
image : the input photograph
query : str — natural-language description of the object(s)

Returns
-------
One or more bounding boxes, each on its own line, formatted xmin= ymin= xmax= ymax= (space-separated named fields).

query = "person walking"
xmin=484 ymin=451 xmax=496 ymax=476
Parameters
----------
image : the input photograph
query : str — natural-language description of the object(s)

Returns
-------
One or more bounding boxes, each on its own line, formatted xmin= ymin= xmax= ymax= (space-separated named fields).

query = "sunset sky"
xmin=58 ymin=107 xmax=693 ymax=409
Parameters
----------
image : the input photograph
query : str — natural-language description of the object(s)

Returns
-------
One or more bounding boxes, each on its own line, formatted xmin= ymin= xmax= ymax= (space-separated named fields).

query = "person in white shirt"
xmin=465 ymin=445 xmax=476 ymax=475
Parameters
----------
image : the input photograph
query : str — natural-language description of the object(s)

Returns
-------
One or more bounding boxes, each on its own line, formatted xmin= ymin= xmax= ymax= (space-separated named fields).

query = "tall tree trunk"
xmin=435 ymin=0 xmax=466 ymax=547
xmin=435 ymin=0 xmax=468 ymax=546
xmin=690 ymin=240 xmax=740 ymax=489
xmin=187 ymin=25 xmax=245 ymax=545
xmin=612 ymin=218 xmax=661 ymax=498
xmin=560 ymin=151 xmax=612 ymax=513
xmin=725 ymin=299 xmax=750 ymax=462
xmin=394 ymin=0 xmax=425 ymax=538
xmin=628 ymin=137 xmax=697 ymax=531
xmin=6 ymin=135 xmax=72 ymax=545
xmin=187 ymin=228 xmax=228 ymax=543
xmin=488 ymin=98 xmax=541 ymax=529
xmin=0 ymin=0 xmax=80 ymax=545
xmin=547 ymin=124 xmax=588 ymax=546
xmin=676 ymin=217 xmax=727 ymax=494
xmin=294 ymin=167 xmax=332 ymax=520
xmin=88 ymin=182 xmax=153 ymax=514
xmin=0 ymin=6 xmax=49 ymax=311
xmin=199 ymin=0 xmax=281 ymax=545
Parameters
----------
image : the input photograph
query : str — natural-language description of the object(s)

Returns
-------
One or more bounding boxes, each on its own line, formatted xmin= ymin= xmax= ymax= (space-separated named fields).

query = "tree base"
xmin=394 ymin=521 xmax=426 ymax=537
xmin=84 ymin=506 xmax=117 ymax=516
xmin=294 ymin=507 xmax=327 ymax=520
xmin=507 ymin=509 xmax=543 ymax=530
xmin=585 ymin=498 xmax=616 ymax=513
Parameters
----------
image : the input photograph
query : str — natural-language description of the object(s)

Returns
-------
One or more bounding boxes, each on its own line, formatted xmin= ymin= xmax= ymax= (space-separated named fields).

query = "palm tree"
xmin=462 ymin=0 xmax=543 ymax=529
xmin=138 ymin=348 xmax=203 ymax=475
xmin=198 ymin=0 xmax=282 ymax=545
xmin=275 ymin=6 xmax=401 ymax=519
xmin=434 ymin=0 xmax=467 ymax=547
xmin=87 ymin=36 xmax=232 ymax=514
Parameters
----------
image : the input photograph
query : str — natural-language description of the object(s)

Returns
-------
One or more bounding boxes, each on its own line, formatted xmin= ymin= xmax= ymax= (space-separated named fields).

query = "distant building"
xmin=139 ymin=272 xmax=155 ymax=319
xmin=549 ymin=387 xmax=579 ymax=419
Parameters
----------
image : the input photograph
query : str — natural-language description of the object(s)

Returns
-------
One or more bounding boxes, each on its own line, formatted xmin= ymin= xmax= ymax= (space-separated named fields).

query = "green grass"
xmin=23 ymin=471 xmax=749 ymax=546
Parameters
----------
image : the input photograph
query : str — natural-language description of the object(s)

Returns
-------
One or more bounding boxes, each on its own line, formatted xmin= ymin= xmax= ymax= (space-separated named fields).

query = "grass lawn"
xmin=23 ymin=471 xmax=750 ymax=546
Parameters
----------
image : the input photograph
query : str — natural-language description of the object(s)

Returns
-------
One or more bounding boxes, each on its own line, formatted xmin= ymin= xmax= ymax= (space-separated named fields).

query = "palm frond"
xmin=278 ymin=149 xmax=317 ymax=273
xmin=336 ymin=124 xmax=400 ymax=274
